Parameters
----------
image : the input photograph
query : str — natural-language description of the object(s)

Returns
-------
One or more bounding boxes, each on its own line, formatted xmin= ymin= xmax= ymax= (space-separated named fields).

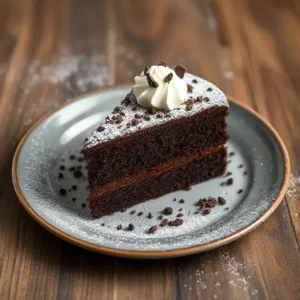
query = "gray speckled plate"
xmin=12 ymin=86 xmax=290 ymax=259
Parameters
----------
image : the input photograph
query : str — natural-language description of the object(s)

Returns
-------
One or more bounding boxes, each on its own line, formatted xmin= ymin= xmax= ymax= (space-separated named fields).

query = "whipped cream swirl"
xmin=133 ymin=65 xmax=188 ymax=110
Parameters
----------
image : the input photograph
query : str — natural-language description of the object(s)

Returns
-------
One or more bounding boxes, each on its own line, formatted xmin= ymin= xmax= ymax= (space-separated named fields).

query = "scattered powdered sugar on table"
xmin=22 ymin=49 xmax=109 ymax=95
xmin=286 ymin=173 xmax=300 ymax=198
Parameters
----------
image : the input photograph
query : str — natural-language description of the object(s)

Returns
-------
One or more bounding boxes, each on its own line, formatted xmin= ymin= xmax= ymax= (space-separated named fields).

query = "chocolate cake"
xmin=82 ymin=63 xmax=229 ymax=218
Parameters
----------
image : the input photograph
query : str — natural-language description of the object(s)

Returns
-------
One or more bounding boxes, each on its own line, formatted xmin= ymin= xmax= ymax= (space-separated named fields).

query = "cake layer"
xmin=88 ymin=146 xmax=227 ymax=218
xmin=83 ymin=105 xmax=228 ymax=189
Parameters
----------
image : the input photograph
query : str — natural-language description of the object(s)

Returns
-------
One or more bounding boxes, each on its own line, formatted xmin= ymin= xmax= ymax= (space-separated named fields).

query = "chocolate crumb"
xmin=115 ymin=115 xmax=123 ymax=124
xmin=164 ymin=72 xmax=173 ymax=83
xmin=74 ymin=170 xmax=82 ymax=178
xmin=192 ymin=79 xmax=198 ymax=83
xmin=96 ymin=124 xmax=105 ymax=130
xmin=174 ymin=65 xmax=186 ymax=79
xmin=132 ymin=106 xmax=137 ymax=111
xmin=130 ymin=210 xmax=136 ymax=215
xmin=194 ymin=211 xmax=199 ymax=214
xmin=134 ymin=114 xmax=141 ymax=119
xmin=244 ymin=171 xmax=248 ymax=175
xmin=146 ymin=73 xmax=159 ymax=88
xmin=58 ymin=173 xmax=63 ymax=179
xmin=173 ymin=198 xmax=176 ymax=202
xmin=218 ymin=197 xmax=226 ymax=205
xmin=72 ymin=197 xmax=76 ymax=202
xmin=143 ymin=115 xmax=151 ymax=121
xmin=168 ymin=218 xmax=184 ymax=226
xmin=120 ymin=208 xmax=127 ymax=212
xmin=113 ymin=106 xmax=122 ymax=114
xmin=77 ymin=157 xmax=84 ymax=162
xmin=117 ymin=225 xmax=122 ymax=230
xmin=225 ymin=207 xmax=229 ymax=210
xmin=228 ymin=160 xmax=231 ymax=163
xmin=176 ymin=213 xmax=184 ymax=217
xmin=69 ymin=166 xmax=76 ymax=172
xmin=196 ymin=96 xmax=203 ymax=102
xmin=68 ymin=189 xmax=71 ymax=192
xmin=204 ymin=97 xmax=210 ymax=102
xmin=163 ymin=207 xmax=173 ymax=215
xmin=179 ymin=199 xmax=185 ymax=204
xmin=148 ymin=225 xmax=158 ymax=233
xmin=187 ymin=84 xmax=193 ymax=93
xmin=229 ymin=152 xmax=235 ymax=156
xmin=178 ymin=208 xmax=183 ymax=212
xmin=156 ymin=114 xmax=163 ymax=118
xmin=160 ymin=219 xmax=169 ymax=227
xmin=207 ymin=87 xmax=213 ymax=92
xmin=238 ymin=164 xmax=243 ymax=168
xmin=101 ymin=223 xmax=105 ymax=226
xmin=186 ymin=104 xmax=193 ymax=111
xmin=59 ymin=188 xmax=67 ymax=196
xmin=131 ymin=119 xmax=139 ymax=126
xmin=227 ymin=178 xmax=233 ymax=185
xmin=81 ymin=203 xmax=86 ymax=208
xmin=60 ymin=165 xmax=65 ymax=171
xmin=158 ymin=215 xmax=164 ymax=220
xmin=128 ymin=224 xmax=135 ymax=231
xmin=137 ymin=211 xmax=144 ymax=216
xmin=238 ymin=189 xmax=243 ymax=194
xmin=69 ymin=155 xmax=76 ymax=160
xmin=202 ymin=208 xmax=211 ymax=215
xmin=147 ymin=212 xmax=153 ymax=219
xmin=225 ymin=171 xmax=232 ymax=177
xmin=72 ymin=185 xmax=77 ymax=190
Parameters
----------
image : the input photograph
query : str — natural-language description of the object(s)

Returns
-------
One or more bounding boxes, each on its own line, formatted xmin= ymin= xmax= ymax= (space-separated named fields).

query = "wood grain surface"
xmin=0 ymin=0 xmax=299 ymax=299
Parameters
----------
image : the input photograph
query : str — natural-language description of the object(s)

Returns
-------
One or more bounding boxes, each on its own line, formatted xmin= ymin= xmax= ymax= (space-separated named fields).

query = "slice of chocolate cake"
xmin=83 ymin=63 xmax=229 ymax=218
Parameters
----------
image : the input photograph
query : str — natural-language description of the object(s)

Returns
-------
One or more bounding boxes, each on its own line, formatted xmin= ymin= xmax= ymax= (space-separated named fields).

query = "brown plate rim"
xmin=12 ymin=86 xmax=291 ymax=259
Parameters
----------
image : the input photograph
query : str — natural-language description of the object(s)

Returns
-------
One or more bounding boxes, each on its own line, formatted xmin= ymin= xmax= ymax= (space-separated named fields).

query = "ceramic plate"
xmin=12 ymin=86 xmax=290 ymax=259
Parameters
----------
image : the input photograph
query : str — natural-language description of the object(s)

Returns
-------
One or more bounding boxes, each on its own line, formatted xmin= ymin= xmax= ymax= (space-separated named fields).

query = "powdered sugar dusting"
xmin=84 ymin=73 xmax=228 ymax=147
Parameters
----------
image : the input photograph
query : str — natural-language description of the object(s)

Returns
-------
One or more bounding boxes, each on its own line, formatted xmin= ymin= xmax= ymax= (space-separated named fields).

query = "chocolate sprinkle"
xmin=120 ymin=208 xmax=127 ymax=212
xmin=130 ymin=209 xmax=136 ymax=215
xmin=163 ymin=207 xmax=173 ymax=215
xmin=147 ymin=212 xmax=153 ymax=219
xmin=59 ymin=165 xmax=65 ymax=171
xmin=59 ymin=188 xmax=67 ymax=196
xmin=218 ymin=197 xmax=226 ymax=205
xmin=168 ymin=218 xmax=184 ymax=227
xmin=174 ymin=65 xmax=186 ymax=79
xmin=58 ymin=173 xmax=63 ymax=179
xmin=137 ymin=211 xmax=144 ymax=216
xmin=192 ymin=79 xmax=198 ymax=83
xmin=207 ymin=87 xmax=213 ymax=92
xmin=143 ymin=115 xmax=151 ymax=121
xmin=176 ymin=213 xmax=184 ymax=218
xmin=72 ymin=185 xmax=77 ymax=190
xmin=131 ymin=119 xmax=139 ymax=126
xmin=81 ymin=203 xmax=86 ymax=208
xmin=178 ymin=208 xmax=183 ymax=212
xmin=244 ymin=171 xmax=248 ymax=175
xmin=146 ymin=73 xmax=159 ymax=88
xmin=179 ymin=199 xmax=185 ymax=204
xmin=227 ymin=178 xmax=233 ymax=185
xmin=160 ymin=219 xmax=169 ymax=227
xmin=74 ymin=170 xmax=82 ymax=178
xmin=72 ymin=197 xmax=76 ymax=202
xmin=238 ymin=164 xmax=243 ymax=168
xmin=202 ymin=208 xmax=211 ymax=215
xmin=128 ymin=224 xmax=135 ymax=231
xmin=158 ymin=215 xmax=164 ymax=220
xmin=238 ymin=189 xmax=243 ymax=194
xmin=148 ymin=108 xmax=157 ymax=115
xmin=69 ymin=155 xmax=76 ymax=160
xmin=148 ymin=225 xmax=158 ymax=233
xmin=117 ymin=225 xmax=122 ymax=230
xmin=229 ymin=152 xmax=235 ymax=156
xmin=164 ymin=72 xmax=173 ymax=83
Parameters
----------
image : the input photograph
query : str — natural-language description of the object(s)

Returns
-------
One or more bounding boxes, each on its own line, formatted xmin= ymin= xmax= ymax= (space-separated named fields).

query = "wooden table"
xmin=1 ymin=0 xmax=299 ymax=299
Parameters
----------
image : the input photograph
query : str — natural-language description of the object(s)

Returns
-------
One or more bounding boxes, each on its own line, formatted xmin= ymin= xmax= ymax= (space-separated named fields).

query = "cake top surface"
xmin=84 ymin=71 xmax=228 ymax=149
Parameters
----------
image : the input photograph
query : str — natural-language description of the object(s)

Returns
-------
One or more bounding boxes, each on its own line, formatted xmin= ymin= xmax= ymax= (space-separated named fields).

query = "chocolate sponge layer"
xmin=88 ymin=146 xmax=227 ymax=218
xmin=83 ymin=106 xmax=228 ymax=189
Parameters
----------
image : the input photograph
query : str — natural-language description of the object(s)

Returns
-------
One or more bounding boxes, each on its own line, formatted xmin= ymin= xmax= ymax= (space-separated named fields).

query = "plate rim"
xmin=12 ymin=86 xmax=291 ymax=259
